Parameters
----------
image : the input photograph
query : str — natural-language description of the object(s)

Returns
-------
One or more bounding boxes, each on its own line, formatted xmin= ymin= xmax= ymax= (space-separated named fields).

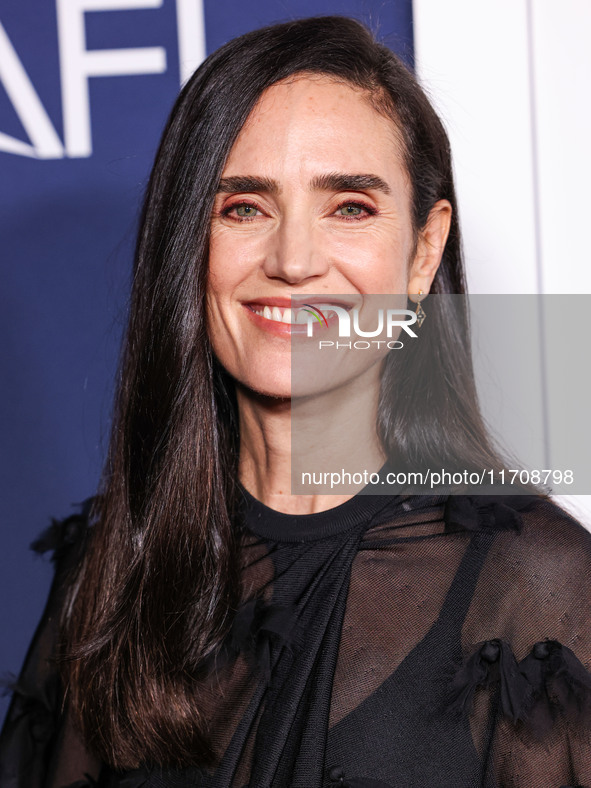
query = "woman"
xmin=1 ymin=15 xmax=591 ymax=788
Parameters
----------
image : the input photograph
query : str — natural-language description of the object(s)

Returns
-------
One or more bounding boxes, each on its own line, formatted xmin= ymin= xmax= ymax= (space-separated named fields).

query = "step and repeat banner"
xmin=0 ymin=0 xmax=413 ymax=720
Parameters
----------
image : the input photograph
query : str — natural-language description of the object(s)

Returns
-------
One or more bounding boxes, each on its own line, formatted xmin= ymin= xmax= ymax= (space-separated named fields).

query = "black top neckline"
xmin=238 ymin=460 xmax=403 ymax=543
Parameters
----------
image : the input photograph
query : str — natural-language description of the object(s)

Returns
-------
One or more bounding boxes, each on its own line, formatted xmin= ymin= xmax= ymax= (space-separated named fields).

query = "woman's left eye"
xmin=334 ymin=202 xmax=376 ymax=220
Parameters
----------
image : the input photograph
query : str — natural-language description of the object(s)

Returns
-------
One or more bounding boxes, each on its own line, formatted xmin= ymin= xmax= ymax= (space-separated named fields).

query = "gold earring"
xmin=415 ymin=290 xmax=426 ymax=327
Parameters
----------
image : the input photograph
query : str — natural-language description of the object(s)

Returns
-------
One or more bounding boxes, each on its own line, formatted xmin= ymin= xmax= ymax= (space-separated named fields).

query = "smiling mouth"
xmin=246 ymin=303 xmax=353 ymax=325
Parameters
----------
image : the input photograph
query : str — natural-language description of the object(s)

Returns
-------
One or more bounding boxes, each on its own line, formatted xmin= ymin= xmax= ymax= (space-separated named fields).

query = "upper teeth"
xmin=250 ymin=304 xmax=341 ymax=324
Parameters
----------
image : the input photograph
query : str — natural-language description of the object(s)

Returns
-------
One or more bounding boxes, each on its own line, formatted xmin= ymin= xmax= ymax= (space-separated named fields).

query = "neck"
xmin=236 ymin=364 xmax=386 ymax=514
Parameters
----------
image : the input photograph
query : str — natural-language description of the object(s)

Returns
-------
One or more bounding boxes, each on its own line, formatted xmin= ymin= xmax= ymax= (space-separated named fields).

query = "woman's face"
xmin=207 ymin=74 xmax=449 ymax=398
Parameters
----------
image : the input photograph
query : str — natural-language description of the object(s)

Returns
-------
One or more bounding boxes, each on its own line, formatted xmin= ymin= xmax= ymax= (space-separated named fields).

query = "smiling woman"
xmin=207 ymin=73 xmax=450 ymax=405
xmin=2 ymin=14 xmax=591 ymax=788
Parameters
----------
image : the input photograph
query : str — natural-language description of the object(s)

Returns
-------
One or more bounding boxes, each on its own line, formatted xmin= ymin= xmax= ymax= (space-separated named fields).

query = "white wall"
xmin=412 ymin=0 xmax=591 ymax=527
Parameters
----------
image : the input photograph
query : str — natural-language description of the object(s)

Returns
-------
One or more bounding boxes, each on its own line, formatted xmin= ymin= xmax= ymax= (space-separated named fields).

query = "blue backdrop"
xmin=0 ymin=0 xmax=413 ymax=723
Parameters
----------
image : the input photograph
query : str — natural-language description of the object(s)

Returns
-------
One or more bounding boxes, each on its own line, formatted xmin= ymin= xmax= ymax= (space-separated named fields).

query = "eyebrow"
xmin=216 ymin=172 xmax=392 ymax=195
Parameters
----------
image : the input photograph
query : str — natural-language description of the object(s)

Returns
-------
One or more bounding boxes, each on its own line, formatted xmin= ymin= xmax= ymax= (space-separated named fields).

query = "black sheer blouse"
xmin=2 ymin=481 xmax=591 ymax=787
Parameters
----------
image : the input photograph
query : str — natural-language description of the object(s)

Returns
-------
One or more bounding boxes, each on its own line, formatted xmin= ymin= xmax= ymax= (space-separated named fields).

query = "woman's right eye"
xmin=220 ymin=202 xmax=262 ymax=221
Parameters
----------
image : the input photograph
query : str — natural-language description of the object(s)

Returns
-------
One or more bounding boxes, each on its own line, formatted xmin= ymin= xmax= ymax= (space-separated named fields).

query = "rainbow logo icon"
xmin=301 ymin=304 xmax=329 ymax=327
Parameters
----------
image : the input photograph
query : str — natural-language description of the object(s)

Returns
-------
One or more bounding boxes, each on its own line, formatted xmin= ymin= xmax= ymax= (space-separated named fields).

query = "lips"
xmin=244 ymin=295 xmax=358 ymax=307
xmin=248 ymin=304 xmax=313 ymax=325
xmin=247 ymin=303 xmax=352 ymax=325
xmin=245 ymin=295 xmax=358 ymax=315
xmin=243 ymin=297 xmax=358 ymax=334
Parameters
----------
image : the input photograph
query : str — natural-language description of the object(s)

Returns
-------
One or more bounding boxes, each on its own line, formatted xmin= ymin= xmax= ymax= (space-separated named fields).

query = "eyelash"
xmin=219 ymin=200 xmax=261 ymax=221
xmin=334 ymin=200 xmax=378 ymax=221
xmin=219 ymin=199 xmax=378 ymax=222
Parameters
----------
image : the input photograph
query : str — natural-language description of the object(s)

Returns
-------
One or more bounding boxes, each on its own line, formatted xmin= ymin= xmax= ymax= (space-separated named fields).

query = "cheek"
xmin=205 ymin=269 xmax=223 ymax=303
xmin=206 ymin=236 xmax=224 ymax=291
xmin=208 ymin=230 xmax=259 ymax=291
xmin=336 ymin=233 xmax=412 ymax=292
xmin=373 ymin=225 xmax=415 ymax=291
xmin=206 ymin=239 xmax=237 ymax=305
xmin=204 ymin=261 xmax=232 ymax=344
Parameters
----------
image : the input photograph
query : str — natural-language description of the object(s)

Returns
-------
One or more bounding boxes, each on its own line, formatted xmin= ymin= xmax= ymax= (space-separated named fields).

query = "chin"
xmin=255 ymin=378 xmax=292 ymax=399
xmin=236 ymin=372 xmax=292 ymax=401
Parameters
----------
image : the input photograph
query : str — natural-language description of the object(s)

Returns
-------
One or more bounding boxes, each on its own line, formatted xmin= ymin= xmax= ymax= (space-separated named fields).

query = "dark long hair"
xmin=60 ymin=15 xmax=503 ymax=769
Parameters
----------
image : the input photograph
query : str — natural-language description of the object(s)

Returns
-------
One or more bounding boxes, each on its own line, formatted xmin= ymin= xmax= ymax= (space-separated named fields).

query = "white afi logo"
xmin=0 ymin=0 xmax=205 ymax=159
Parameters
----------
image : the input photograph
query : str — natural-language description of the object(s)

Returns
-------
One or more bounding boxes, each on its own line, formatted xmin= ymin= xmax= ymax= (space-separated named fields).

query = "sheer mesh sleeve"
xmin=454 ymin=497 xmax=591 ymax=787
xmin=0 ymin=500 xmax=103 ymax=788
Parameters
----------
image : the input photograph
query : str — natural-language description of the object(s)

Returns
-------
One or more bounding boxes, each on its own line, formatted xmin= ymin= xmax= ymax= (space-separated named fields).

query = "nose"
xmin=262 ymin=213 xmax=329 ymax=284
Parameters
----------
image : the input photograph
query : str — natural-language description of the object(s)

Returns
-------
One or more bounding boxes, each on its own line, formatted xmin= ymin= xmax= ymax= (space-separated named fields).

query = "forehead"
xmin=221 ymin=74 xmax=408 ymax=187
